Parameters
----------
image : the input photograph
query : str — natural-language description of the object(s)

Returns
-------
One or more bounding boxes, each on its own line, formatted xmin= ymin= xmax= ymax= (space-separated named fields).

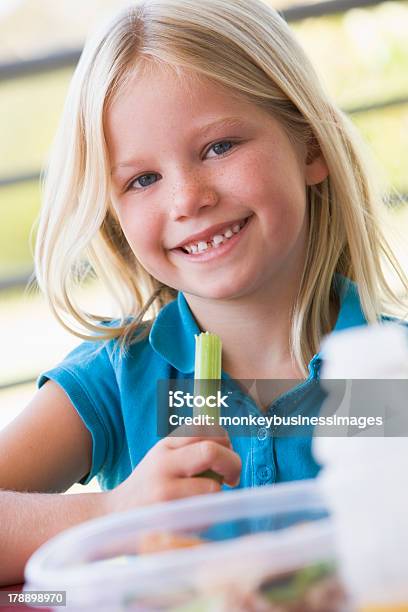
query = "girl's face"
xmin=106 ymin=65 xmax=328 ymax=300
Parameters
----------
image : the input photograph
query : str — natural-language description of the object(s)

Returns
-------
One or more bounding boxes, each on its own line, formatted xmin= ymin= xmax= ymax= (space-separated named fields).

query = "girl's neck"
xmin=184 ymin=277 xmax=303 ymax=380
xmin=183 ymin=277 xmax=340 ymax=382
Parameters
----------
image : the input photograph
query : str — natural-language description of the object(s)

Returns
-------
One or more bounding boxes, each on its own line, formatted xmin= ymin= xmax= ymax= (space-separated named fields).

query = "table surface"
xmin=0 ymin=583 xmax=51 ymax=612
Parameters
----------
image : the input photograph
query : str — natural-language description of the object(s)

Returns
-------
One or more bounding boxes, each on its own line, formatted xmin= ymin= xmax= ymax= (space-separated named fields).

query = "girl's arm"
xmin=0 ymin=380 xmax=93 ymax=493
xmin=0 ymin=382 xmax=241 ymax=585
xmin=0 ymin=380 xmax=109 ymax=585
xmin=0 ymin=488 xmax=107 ymax=586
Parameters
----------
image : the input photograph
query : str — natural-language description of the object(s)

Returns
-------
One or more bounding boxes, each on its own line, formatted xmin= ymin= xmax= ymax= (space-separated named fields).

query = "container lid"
xmin=25 ymin=480 xmax=336 ymax=607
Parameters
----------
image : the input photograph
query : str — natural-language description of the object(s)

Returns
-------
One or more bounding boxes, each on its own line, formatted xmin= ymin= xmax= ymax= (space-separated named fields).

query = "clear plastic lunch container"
xmin=24 ymin=479 xmax=347 ymax=611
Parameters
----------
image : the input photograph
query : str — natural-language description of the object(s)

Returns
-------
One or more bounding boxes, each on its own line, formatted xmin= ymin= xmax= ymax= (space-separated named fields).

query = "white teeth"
xmin=197 ymin=241 xmax=208 ymax=252
xmin=182 ymin=217 xmax=248 ymax=254
xmin=212 ymin=234 xmax=224 ymax=246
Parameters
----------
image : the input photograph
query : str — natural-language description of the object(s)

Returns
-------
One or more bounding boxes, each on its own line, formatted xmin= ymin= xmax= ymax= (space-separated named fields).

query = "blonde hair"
xmin=33 ymin=0 xmax=408 ymax=375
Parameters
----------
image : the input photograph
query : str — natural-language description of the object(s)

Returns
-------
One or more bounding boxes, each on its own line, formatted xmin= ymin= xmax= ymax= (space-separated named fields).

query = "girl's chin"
xmin=182 ymin=279 xmax=254 ymax=301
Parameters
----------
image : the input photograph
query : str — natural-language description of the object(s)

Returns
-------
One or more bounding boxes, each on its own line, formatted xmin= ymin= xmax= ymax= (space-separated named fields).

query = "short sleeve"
xmin=36 ymin=340 xmax=124 ymax=488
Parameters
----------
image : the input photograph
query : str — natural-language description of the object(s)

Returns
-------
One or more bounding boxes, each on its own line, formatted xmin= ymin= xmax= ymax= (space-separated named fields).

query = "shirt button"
xmin=257 ymin=427 xmax=268 ymax=441
xmin=256 ymin=465 xmax=272 ymax=482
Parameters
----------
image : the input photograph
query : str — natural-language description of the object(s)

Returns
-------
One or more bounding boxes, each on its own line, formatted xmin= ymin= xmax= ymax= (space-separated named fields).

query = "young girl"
xmin=1 ymin=0 xmax=407 ymax=584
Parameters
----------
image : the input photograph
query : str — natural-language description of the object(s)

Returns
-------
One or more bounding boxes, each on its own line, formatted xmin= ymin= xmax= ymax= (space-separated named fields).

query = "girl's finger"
xmin=167 ymin=476 xmax=222 ymax=500
xmin=168 ymin=440 xmax=242 ymax=487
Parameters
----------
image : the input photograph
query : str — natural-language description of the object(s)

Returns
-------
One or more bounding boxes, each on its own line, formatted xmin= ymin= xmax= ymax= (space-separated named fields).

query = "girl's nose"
xmin=168 ymin=173 xmax=219 ymax=221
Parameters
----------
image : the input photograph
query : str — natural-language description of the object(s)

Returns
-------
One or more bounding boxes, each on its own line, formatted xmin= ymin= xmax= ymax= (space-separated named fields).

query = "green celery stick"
xmin=194 ymin=331 xmax=222 ymax=417
xmin=194 ymin=331 xmax=224 ymax=484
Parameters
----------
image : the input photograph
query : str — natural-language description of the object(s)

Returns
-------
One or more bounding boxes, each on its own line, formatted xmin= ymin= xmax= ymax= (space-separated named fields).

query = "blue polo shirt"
xmin=36 ymin=275 xmax=390 ymax=491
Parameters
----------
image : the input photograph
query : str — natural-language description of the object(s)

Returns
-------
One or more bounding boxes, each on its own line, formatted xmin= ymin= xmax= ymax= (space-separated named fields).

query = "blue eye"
xmin=208 ymin=140 xmax=234 ymax=157
xmin=127 ymin=172 xmax=159 ymax=191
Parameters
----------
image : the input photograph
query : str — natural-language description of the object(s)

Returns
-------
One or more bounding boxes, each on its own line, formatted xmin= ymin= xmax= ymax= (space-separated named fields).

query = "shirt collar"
xmin=149 ymin=291 xmax=200 ymax=373
xmin=331 ymin=274 xmax=367 ymax=332
xmin=308 ymin=275 xmax=367 ymax=377
xmin=149 ymin=274 xmax=367 ymax=374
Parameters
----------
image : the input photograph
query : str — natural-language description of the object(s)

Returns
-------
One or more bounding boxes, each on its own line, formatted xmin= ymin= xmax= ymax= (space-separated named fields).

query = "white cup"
xmin=313 ymin=323 xmax=408 ymax=608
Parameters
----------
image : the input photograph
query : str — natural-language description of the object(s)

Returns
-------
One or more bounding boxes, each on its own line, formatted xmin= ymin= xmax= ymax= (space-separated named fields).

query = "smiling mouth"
xmin=172 ymin=214 xmax=254 ymax=262
xmin=174 ymin=215 xmax=252 ymax=256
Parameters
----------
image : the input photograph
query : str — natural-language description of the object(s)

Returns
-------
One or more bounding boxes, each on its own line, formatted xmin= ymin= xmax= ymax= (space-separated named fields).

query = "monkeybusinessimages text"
xmin=167 ymin=390 xmax=384 ymax=431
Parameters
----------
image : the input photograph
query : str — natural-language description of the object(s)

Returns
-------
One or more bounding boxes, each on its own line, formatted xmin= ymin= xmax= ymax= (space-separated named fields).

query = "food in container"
xmin=24 ymin=480 xmax=348 ymax=611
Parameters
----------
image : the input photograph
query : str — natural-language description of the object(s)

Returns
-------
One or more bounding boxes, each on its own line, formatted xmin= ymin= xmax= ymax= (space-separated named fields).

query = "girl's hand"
xmin=104 ymin=427 xmax=241 ymax=514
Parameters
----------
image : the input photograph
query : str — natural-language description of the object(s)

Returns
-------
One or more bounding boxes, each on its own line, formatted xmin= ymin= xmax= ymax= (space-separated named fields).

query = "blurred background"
xmin=1 ymin=0 xmax=407 ymax=493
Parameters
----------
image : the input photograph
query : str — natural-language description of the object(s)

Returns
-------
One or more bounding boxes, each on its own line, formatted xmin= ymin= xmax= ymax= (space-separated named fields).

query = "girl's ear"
xmin=304 ymin=136 xmax=329 ymax=186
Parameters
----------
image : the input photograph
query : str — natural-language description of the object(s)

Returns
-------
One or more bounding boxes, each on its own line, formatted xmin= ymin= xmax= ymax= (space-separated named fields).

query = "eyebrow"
xmin=110 ymin=116 xmax=248 ymax=175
